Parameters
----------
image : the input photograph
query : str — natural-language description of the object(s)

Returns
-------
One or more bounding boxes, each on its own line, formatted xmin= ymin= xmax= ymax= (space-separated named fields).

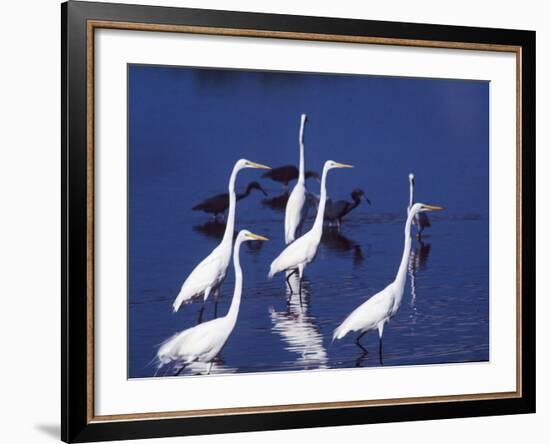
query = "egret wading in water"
xmin=332 ymin=203 xmax=444 ymax=364
xmin=285 ymin=113 xmax=310 ymax=244
xmin=157 ymin=230 xmax=269 ymax=376
xmin=192 ymin=181 xmax=267 ymax=220
xmin=269 ymin=160 xmax=354 ymax=297
xmin=408 ymin=173 xmax=431 ymax=239
xmin=325 ymin=188 xmax=371 ymax=227
xmin=172 ymin=159 xmax=271 ymax=321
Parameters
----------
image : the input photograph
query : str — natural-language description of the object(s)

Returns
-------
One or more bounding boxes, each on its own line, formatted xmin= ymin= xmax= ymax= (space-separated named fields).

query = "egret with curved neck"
xmin=269 ymin=160 xmax=354 ymax=295
xmin=333 ymin=202 xmax=444 ymax=363
xmin=284 ymin=113 xmax=309 ymax=244
xmin=158 ymin=230 xmax=269 ymax=376
xmin=172 ymin=159 xmax=271 ymax=317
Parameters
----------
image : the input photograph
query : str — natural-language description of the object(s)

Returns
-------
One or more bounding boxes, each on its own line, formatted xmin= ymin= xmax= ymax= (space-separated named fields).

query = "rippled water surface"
xmin=128 ymin=65 xmax=489 ymax=378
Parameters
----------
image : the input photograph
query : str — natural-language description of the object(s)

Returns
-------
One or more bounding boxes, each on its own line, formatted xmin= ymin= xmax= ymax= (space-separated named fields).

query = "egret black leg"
xmin=379 ymin=337 xmax=384 ymax=365
xmin=174 ymin=364 xmax=187 ymax=376
xmin=355 ymin=331 xmax=368 ymax=353
xmin=197 ymin=305 xmax=205 ymax=324
xmin=285 ymin=269 xmax=298 ymax=293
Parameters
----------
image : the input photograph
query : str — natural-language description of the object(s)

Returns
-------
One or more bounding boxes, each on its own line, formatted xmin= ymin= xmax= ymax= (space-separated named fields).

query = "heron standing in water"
xmin=192 ymin=181 xmax=268 ymax=220
xmin=325 ymin=188 xmax=371 ymax=227
xmin=157 ymin=230 xmax=269 ymax=376
xmin=285 ymin=113 xmax=311 ymax=244
xmin=332 ymin=203 xmax=444 ymax=363
xmin=269 ymin=160 xmax=354 ymax=296
xmin=172 ymin=159 xmax=271 ymax=320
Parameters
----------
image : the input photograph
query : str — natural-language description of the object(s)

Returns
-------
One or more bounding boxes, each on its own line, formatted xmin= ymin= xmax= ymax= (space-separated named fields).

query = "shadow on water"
xmin=193 ymin=220 xmax=226 ymax=240
xmin=321 ymin=226 xmax=368 ymax=266
xmin=262 ymin=192 xmax=289 ymax=211
xmin=269 ymin=273 xmax=328 ymax=370
xmin=168 ymin=356 xmax=238 ymax=377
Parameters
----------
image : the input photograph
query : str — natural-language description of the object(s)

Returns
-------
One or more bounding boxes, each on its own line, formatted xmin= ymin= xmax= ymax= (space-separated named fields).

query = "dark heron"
xmin=262 ymin=166 xmax=319 ymax=190
xmin=192 ymin=181 xmax=267 ymax=219
xmin=408 ymin=173 xmax=431 ymax=239
xmin=325 ymin=188 xmax=371 ymax=227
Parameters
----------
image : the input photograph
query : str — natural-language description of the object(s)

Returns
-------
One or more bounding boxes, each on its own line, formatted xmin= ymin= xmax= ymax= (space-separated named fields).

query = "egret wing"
xmin=173 ymin=251 xmax=227 ymax=311
xmin=333 ymin=285 xmax=394 ymax=340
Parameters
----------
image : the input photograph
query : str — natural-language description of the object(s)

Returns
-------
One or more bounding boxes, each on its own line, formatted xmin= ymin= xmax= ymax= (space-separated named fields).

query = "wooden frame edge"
xmin=81 ymin=16 xmax=527 ymax=427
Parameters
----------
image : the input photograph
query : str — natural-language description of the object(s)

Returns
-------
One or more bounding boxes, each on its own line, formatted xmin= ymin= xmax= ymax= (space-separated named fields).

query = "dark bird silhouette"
xmin=192 ymin=181 xmax=267 ymax=219
xmin=262 ymin=166 xmax=319 ymax=190
xmin=262 ymin=191 xmax=290 ymax=211
xmin=325 ymin=188 xmax=370 ymax=227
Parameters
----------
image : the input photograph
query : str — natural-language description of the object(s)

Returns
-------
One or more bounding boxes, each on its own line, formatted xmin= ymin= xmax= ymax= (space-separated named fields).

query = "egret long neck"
xmin=222 ymin=166 xmax=238 ymax=245
xmin=312 ymin=166 xmax=329 ymax=234
xmin=226 ymin=238 xmax=243 ymax=325
xmin=408 ymin=180 xmax=414 ymax=212
xmin=298 ymin=117 xmax=306 ymax=183
xmin=395 ymin=210 xmax=415 ymax=290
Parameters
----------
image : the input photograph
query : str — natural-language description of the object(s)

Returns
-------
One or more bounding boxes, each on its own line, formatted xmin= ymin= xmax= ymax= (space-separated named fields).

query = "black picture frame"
xmin=62 ymin=1 xmax=536 ymax=442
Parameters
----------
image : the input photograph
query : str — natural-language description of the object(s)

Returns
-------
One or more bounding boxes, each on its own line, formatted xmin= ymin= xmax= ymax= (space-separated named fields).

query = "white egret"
xmin=332 ymin=203 xmax=444 ymax=363
xmin=172 ymin=159 xmax=271 ymax=316
xmin=284 ymin=113 xmax=309 ymax=244
xmin=408 ymin=173 xmax=431 ymax=239
xmin=157 ymin=230 xmax=269 ymax=376
xmin=269 ymin=160 xmax=354 ymax=295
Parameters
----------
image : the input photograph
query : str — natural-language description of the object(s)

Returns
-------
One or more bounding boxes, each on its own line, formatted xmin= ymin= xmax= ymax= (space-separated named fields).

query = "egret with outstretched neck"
xmin=333 ymin=203 xmax=444 ymax=363
xmin=157 ymin=230 xmax=269 ymax=376
xmin=172 ymin=159 xmax=271 ymax=319
xmin=408 ymin=173 xmax=431 ymax=239
xmin=285 ymin=114 xmax=309 ymax=244
xmin=269 ymin=160 xmax=354 ymax=295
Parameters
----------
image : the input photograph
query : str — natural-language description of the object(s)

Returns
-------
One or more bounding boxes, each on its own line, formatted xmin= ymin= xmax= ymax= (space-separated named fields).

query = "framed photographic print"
xmin=61 ymin=1 xmax=536 ymax=442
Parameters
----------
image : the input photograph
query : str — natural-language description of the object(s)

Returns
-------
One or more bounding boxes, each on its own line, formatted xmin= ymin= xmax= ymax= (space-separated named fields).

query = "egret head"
xmin=324 ymin=160 xmax=354 ymax=171
xmin=301 ymin=113 xmax=308 ymax=124
xmin=409 ymin=173 xmax=415 ymax=185
xmin=239 ymin=230 xmax=269 ymax=243
xmin=236 ymin=159 xmax=272 ymax=171
xmin=410 ymin=202 xmax=444 ymax=215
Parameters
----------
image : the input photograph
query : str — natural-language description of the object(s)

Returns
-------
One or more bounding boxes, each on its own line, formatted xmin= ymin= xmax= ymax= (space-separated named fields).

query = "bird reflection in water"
xmin=171 ymin=356 xmax=238 ymax=377
xmin=321 ymin=227 xmax=366 ymax=266
xmin=408 ymin=239 xmax=432 ymax=331
xmin=269 ymin=274 xmax=328 ymax=370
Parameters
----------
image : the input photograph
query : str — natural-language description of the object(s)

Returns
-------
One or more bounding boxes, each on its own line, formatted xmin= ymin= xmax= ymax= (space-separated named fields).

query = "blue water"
xmin=128 ymin=65 xmax=489 ymax=378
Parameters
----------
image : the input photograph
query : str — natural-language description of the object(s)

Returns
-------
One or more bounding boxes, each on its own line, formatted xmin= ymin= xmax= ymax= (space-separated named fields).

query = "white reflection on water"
xmin=269 ymin=273 xmax=328 ymax=370
xmin=408 ymin=239 xmax=431 ymax=332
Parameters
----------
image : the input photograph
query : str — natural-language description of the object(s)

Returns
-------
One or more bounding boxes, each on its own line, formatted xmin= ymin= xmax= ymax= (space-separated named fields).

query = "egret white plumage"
xmin=285 ymin=114 xmax=309 ymax=244
xmin=332 ymin=203 xmax=444 ymax=362
xmin=269 ymin=160 xmax=354 ymax=295
xmin=408 ymin=173 xmax=431 ymax=239
xmin=172 ymin=159 xmax=271 ymax=316
xmin=157 ymin=230 xmax=269 ymax=376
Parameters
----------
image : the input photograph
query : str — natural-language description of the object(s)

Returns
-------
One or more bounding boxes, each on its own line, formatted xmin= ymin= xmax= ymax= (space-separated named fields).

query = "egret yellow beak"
xmin=245 ymin=232 xmax=269 ymax=241
xmin=423 ymin=204 xmax=444 ymax=211
xmin=248 ymin=161 xmax=271 ymax=170
xmin=334 ymin=162 xmax=354 ymax=169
